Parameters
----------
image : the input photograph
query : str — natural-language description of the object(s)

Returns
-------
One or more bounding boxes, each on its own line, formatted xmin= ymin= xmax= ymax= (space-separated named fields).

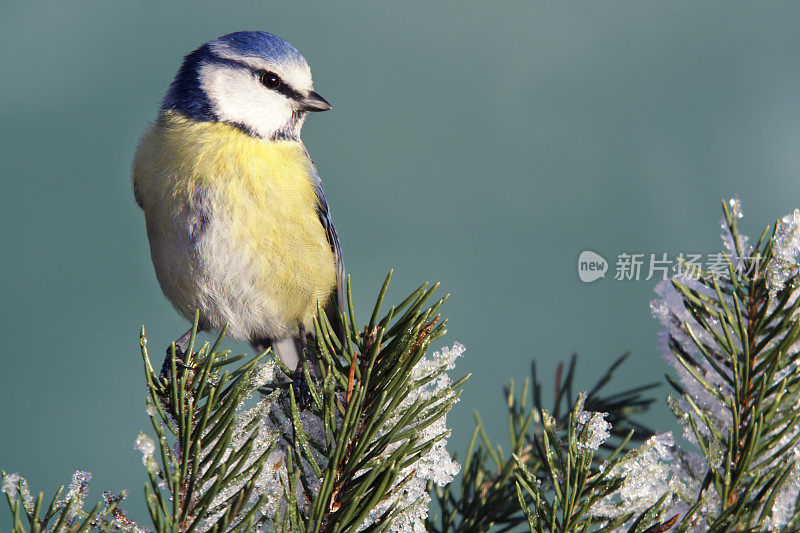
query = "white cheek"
xmin=198 ymin=63 xmax=294 ymax=138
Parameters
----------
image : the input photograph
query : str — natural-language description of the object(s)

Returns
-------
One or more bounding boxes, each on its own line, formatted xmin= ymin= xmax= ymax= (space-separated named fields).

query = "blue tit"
xmin=132 ymin=31 xmax=344 ymax=371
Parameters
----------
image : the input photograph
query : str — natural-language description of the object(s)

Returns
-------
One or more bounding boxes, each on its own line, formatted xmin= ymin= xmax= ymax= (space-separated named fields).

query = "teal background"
xmin=2 ymin=1 xmax=800 ymax=526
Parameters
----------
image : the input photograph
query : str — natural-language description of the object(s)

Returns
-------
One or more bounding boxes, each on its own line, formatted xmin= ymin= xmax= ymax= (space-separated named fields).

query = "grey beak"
xmin=300 ymin=91 xmax=332 ymax=112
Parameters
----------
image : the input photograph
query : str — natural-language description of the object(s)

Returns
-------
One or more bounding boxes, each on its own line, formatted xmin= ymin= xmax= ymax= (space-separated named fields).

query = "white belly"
xmin=146 ymin=194 xmax=297 ymax=341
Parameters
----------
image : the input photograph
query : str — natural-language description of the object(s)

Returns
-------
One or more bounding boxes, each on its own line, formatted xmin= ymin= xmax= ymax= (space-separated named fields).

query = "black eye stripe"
xmin=207 ymin=57 xmax=304 ymax=102
xmin=257 ymin=70 xmax=303 ymax=101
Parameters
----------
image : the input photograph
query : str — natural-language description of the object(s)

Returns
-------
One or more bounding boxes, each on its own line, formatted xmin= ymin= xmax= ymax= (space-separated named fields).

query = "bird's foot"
xmin=160 ymin=343 xmax=191 ymax=381
xmin=292 ymin=366 xmax=315 ymax=411
xmin=160 ymin=329 xmax=194 ymax=381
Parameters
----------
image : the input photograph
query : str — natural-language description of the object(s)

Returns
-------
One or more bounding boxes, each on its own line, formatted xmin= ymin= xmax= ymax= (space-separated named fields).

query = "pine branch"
xmin=512 ymin=394 xmax=635 ymax=533
xmin=650 ymin=200 xmax=800 ymax=530
xmin=4 ymin=274 xmax=467 ymax=533
xmin=585 ymin=199 xmax=800 ymax=531
xmin=137 ymin=312 xmax=274 ymax=532
xmin=268 ymin=272 xmax=468 ymax=532
xmin=426 ymin=353 xmax=658 ymax=532
xmin=1 ymin=471 xmax=134 ymax=532
xmin=512 ymin=392 xmax=678 ymax=533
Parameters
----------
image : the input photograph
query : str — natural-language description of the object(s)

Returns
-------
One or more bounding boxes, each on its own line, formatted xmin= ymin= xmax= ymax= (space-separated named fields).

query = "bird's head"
xmin=162 ymin=31 xmax=331 ymax=140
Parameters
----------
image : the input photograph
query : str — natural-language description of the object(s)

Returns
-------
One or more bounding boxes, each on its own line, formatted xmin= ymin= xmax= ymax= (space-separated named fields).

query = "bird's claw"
xmin=292 ymin=367 xmax=315 ymax=411
xmin=160 ymin=344 xmax=189 ymax=381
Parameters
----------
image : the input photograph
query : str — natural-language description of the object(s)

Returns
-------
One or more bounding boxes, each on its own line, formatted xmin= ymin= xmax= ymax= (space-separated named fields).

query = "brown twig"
xmin=412 ymin=316 xmax=439 ymax=354
xmin=346 ymin=353 xmax=358 ymax=404
xmin=645 ymin=513 xmax=679 ymax=532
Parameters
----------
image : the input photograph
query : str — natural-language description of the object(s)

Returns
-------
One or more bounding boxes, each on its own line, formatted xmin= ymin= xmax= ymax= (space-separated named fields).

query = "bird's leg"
xmin=292 ymin=323 xmax=315 ymax=410
xmin=161 ymin=328 xmax=193 ymax=380
xmin=298 ymin=323 xmax=311 ymax=364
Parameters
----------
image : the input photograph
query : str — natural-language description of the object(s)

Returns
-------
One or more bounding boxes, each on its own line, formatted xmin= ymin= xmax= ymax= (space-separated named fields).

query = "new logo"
xmin=578 ymin=251 xmax=608 ymax=283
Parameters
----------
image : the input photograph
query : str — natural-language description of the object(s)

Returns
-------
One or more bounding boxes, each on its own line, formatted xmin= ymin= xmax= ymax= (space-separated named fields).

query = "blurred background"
xmin=2 ymin=0 xmax=800 ymax=524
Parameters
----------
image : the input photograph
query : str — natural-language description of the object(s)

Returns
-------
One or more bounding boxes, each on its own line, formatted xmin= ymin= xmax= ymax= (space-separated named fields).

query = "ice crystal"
xmin=251 ymin=399 xmax=323 ymax=524
xmin=200 ymin=372 xmax=283 ymax=527
xmin=1 ymin=472 xmax=18 ymax=497
xmin=358 ymin=342 xmax=464 ymax=532
xmin=250 ymin=359 xmax=276 ymax=388
xmin=1 ymin=473 xmax=32 ymax=509
xmin=575 ymin=410 xmax=611 ymax=452
xmin=592 ymin=433 xmax=708 ymax=531
xmin=769 ymin=465 xmax=800 ymax=530
xmin=134 ymin=432 xmax=155 ymax=457
xmin=135 ymin=432 xmax=157 ymax=473
xmin=64 ymin=471 xmax=92 ymax=517
xmin=651 ymin=280 xmax=734 ymax=440
xmin=767 ymin=209 xmax=800 ymax=300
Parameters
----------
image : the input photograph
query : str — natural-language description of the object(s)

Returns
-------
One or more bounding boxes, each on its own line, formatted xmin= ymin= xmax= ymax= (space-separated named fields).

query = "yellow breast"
xmin=132 ymin=112 xmax=337 ymax=338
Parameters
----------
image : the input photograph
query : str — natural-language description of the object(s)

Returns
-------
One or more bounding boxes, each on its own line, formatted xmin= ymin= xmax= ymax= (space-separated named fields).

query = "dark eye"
xmin=259 ymin=71 xmax=281 ymax=89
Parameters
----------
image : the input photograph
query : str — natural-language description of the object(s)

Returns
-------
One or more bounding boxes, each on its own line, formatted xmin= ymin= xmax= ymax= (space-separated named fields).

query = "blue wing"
xmin=311 ymin=169 xmax=346 ymax=330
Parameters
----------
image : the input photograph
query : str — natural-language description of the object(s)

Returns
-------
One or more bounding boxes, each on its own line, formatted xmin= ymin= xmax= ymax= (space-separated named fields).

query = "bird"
xmin=132 ymin=31 xmax=344 ymax=379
